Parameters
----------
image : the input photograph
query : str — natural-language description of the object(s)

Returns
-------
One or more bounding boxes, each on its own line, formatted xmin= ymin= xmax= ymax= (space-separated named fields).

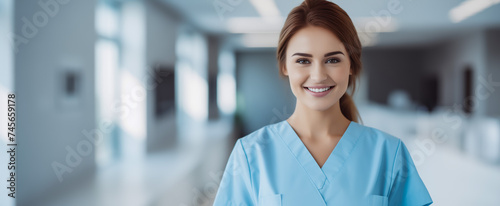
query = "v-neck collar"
xmin=273 ymin=119 xmax=365 ymax=190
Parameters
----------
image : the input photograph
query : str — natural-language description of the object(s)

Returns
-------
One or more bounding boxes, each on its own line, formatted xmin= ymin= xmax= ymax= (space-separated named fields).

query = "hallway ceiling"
xmin=158 ymin=0 xmax=500 ymax=48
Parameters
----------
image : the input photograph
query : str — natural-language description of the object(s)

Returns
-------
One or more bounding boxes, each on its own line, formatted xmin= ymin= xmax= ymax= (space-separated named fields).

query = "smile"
xmin=305 ymin=86 xmax=333 ymax=92
xmin=303 ymin=86 xmax=335 ymax=97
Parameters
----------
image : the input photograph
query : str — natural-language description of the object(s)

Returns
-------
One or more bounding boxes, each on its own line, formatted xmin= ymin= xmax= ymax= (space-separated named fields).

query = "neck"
xmin=287 ymin=100 xmax=350 ymax=139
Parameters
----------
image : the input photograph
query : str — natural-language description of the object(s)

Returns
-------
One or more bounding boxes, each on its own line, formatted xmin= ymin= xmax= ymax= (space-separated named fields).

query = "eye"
xmin=326 ymin=58 xmax=340 ymax=64
xmin=296 ymin=58 xmax=310 ymax=64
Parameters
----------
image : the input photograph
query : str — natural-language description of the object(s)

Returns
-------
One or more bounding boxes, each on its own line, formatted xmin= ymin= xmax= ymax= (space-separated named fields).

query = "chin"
xmin=305 ymin=100 xmax=338 ymax=112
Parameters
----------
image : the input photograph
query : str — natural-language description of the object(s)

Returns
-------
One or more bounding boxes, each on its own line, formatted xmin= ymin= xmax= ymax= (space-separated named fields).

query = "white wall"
xmin=485 ymin=29 xmax=500 ymax=117
xmin=14 ymin=0 xmax=96 ymax=205
xmin=144 ymin=1 xmax=179 ymax=152
xmin=119 ymin=1 xmax=147 ymax=160
xmin=0 ymin=0 xmax=13 ymax=92
xmin=0 ymin=0 xmax=14 ymax=205
xmin=174 ymin=25 xmax=210 ymax=143
xmin=145 ymin=1 xmax=178 ymax=66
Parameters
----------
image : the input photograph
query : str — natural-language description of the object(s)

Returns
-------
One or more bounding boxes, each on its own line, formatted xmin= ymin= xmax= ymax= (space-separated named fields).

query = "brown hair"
xmin=277 ymin=0 xmax=362 ymax=123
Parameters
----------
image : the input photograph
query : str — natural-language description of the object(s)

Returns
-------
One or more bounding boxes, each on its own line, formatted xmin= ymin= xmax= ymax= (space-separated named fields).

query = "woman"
xmin=213 ymin=0 xmax=432 ymax=205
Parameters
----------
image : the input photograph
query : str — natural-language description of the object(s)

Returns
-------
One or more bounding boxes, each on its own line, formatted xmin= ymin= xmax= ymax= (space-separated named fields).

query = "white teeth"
xmin=306 ymin=86 xmax=332 ymax=93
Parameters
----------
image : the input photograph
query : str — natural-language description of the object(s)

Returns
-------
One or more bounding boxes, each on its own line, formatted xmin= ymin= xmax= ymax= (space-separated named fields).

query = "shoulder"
xmin=357 ymin=122 xmax=402 ymax=146
xmin=237 ymin=121 xmax=283 ymax=152
xmin=353 ymin=122 xmax=405 ymax=160
xmin=358 ymin=124 xmax=422 ymax=175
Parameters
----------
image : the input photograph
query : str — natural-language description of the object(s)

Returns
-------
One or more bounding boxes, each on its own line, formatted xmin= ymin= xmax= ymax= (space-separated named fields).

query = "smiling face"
xmin=283 ymin=26 xmax=351 ymax=111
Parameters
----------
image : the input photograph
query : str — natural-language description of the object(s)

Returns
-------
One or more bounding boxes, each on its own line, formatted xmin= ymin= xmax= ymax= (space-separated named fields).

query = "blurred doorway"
xmin=422 ymin=76 xmax=439 ymax=112
xmin=463 ymin=67 xmax=474 ymax=114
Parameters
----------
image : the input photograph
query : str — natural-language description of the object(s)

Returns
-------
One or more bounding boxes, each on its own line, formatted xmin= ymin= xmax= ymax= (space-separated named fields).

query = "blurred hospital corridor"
xmin=1 ymin=0 xmax=500 ymax=205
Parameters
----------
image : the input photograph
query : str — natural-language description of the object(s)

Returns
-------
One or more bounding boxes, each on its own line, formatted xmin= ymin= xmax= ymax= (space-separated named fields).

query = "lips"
xmin=303 ymin=86 xmax=335 ymax=97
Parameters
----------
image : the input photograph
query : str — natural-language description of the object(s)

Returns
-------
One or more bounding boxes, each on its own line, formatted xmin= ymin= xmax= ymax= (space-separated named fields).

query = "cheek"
xmin=286 ymin=65 xmax=306 ymax=84
xmin=292 ymin=73 xmax=309 ymax=88
xmin=285 ymin=62 xmax=296 ymax=76
xmin=289 ymin=74 xmax=303 ymax=89
xmin=331 ymin=66 xmax=350 ymax=82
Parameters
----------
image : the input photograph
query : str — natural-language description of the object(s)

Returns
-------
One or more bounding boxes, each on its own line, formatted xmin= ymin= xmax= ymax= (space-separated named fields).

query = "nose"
xmin=310 ymin=62 xmax=328 ymax=82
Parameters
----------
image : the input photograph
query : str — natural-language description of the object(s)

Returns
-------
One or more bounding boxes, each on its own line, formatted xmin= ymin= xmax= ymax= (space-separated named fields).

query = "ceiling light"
xmin=227 ymin=17 xmax=284 ymax=33
xmin=353 ymin=17 xmax=398 ymax=33
xmin=241 ymin=33 xmax=279 ymax=48
xmin=449 ymin=0 xmax=500 ymax=23
xmin=249 ymin=0 xmax=281 ymax=19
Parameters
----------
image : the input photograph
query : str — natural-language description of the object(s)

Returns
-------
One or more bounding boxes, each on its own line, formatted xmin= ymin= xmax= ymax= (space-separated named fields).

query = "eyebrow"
xmin=291 ymin=51 xmax=344 ymax=57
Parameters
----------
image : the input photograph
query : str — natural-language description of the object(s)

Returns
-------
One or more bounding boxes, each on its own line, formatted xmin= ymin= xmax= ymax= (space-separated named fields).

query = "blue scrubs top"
xmin=213 ymin=120 xmax=433 ymax=206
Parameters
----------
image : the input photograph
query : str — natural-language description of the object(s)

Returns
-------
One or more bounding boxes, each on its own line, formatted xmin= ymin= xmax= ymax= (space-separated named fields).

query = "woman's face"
xmin=284 ymin=26 xmax=351 ymax=111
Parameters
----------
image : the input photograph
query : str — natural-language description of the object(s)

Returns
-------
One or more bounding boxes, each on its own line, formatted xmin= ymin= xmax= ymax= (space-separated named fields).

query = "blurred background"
xmin=0 ymin=0 xmax=499 ymax=205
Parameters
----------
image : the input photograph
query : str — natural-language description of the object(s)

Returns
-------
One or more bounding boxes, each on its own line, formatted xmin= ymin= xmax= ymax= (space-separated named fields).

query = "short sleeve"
xmin=388 ymin=140 xmax=433 ymax=206
xmin=213 ymin=139 xmax=256 ymax=206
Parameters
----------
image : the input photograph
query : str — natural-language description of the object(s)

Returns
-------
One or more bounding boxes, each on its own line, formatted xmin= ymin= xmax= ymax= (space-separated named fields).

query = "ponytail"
xmin=340 ymin=93 xmax=361 ymax=123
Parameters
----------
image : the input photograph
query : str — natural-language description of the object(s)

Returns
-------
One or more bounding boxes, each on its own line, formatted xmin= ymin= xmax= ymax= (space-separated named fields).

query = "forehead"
xmin=286 ymin=26 xmax=346 ymax=56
